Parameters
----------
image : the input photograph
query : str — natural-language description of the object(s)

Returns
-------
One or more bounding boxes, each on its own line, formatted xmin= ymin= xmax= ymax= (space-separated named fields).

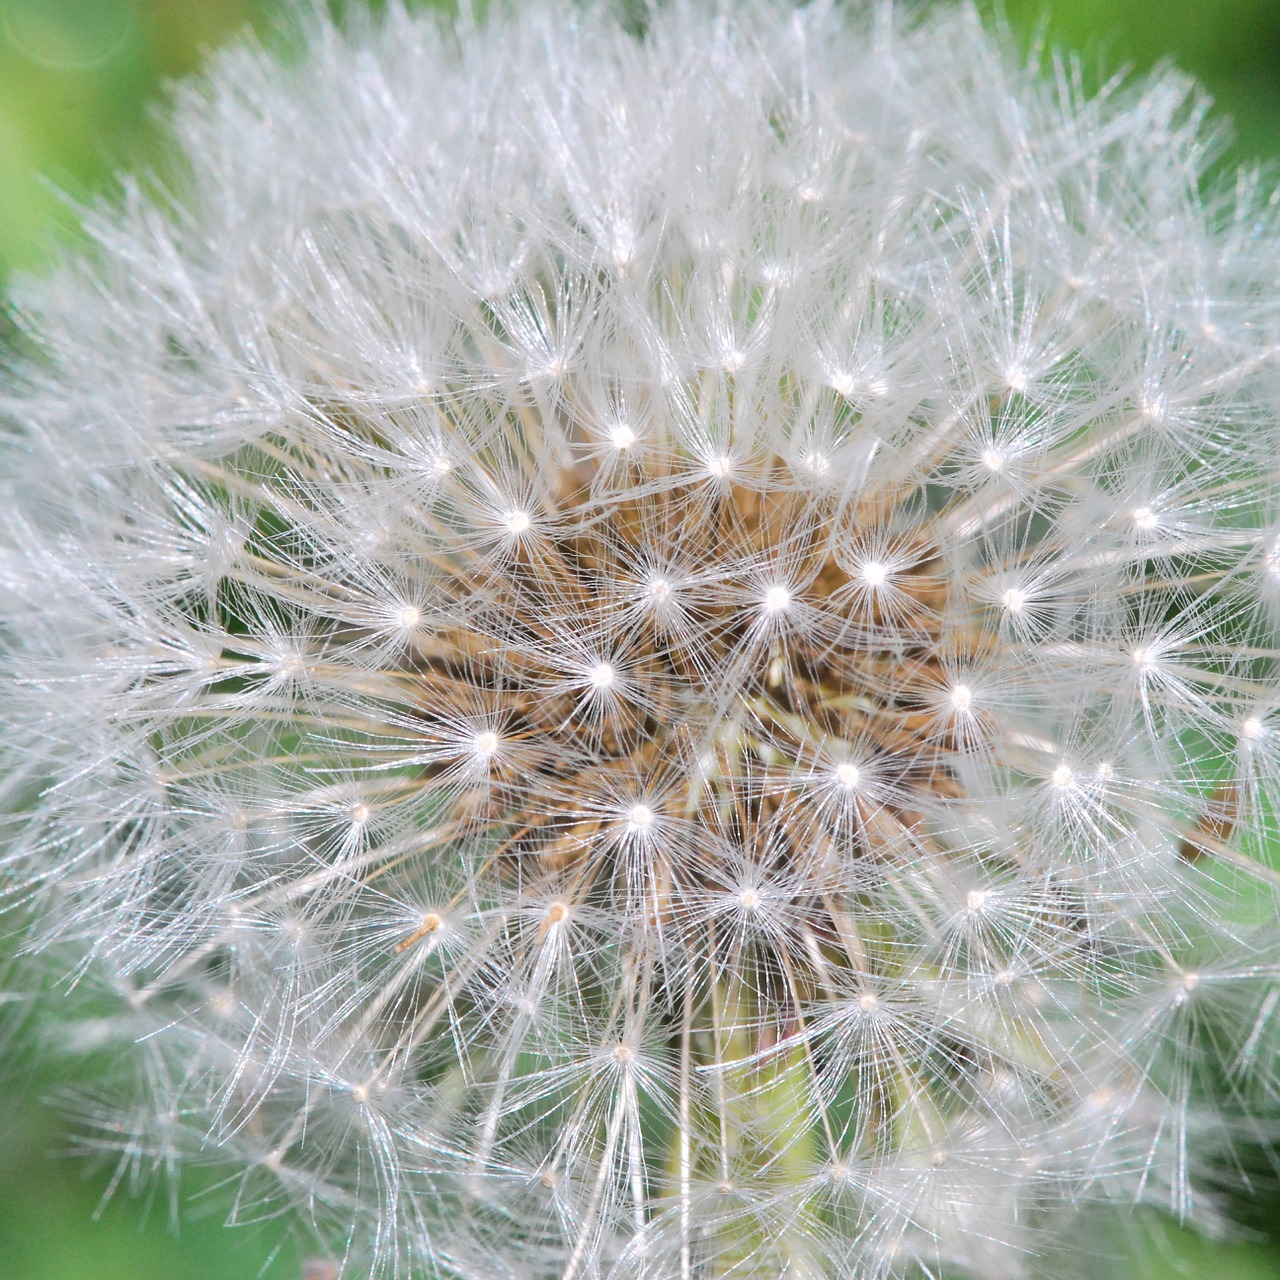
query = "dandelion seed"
xmin=588 ymin=661 xmax=616 ymax=690
xmin=626 ymin=803 xmax=654 ymax=831
xmin=834 ymin=762 xmax=861 ymax=790
xmin=762 ymin=584 xmax=792 ymax=614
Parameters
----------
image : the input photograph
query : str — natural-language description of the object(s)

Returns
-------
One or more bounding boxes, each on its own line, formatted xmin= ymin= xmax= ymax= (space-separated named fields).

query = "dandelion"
xmin=2 ymin=2 xmax=1280 ymax=1278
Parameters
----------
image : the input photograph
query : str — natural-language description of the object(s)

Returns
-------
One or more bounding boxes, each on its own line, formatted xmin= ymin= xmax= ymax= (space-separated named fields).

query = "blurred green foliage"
xmin=2 ymin=0 xmax=1279 ymax=1277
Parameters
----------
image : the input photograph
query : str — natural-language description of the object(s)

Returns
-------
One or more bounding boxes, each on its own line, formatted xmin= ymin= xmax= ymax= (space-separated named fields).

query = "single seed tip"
xmin=834 ymin=762 xmax=861 ymax=789
xmin=588 ymin=661 xmax=616 ymax=690
xmin=627 ymin=803 xmax=654 ymax=830
xmin=763 ymin=584 xmax=792 ymax=613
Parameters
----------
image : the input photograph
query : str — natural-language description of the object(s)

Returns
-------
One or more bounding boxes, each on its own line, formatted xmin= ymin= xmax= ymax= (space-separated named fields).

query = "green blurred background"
xmin=2 ymin=0 xmax=1279 ymax=1277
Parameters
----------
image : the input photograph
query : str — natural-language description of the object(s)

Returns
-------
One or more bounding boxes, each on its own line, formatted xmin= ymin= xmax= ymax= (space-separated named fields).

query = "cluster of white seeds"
xmin=3 ymin=3 xmax=1280 ymax=1278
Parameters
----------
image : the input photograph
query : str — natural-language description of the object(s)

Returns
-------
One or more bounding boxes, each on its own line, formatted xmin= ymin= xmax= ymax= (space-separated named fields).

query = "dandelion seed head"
xmin=3 ymin=2 xmax=1280 ymax=1279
